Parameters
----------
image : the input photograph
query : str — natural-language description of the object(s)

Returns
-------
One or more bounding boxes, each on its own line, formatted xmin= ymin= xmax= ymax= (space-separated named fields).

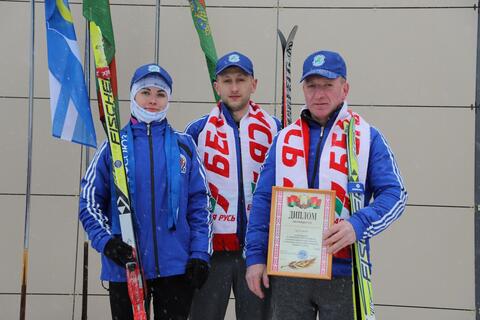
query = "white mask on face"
xmin=130 ymin=100 xmax=169 ymax=124
xmin=130 ymin=75 xmax=172 ymax=124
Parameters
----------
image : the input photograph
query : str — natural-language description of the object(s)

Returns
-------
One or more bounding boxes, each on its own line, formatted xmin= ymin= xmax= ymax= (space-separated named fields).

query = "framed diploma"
xmin=267 ymin=186 xmax=336 ymax=279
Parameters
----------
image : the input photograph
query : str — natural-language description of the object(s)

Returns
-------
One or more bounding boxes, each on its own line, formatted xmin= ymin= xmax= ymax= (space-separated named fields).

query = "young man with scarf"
xmin=245 ymin=50 xmax=407 ymax=319
xmin=79 ymin=64 xmax=212 ymax=320
xmin=186 ymin=51 xmax=281 ymax=320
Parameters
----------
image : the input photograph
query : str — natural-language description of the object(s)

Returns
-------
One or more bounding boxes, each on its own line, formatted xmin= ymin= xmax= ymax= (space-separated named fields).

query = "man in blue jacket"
xmin=79 ymin=63 xmax=212 ymax=320
xmin=245 ymin=50 xmax=407 ymax=319
xmin=186 ymin=51 xmax=281 ymax=320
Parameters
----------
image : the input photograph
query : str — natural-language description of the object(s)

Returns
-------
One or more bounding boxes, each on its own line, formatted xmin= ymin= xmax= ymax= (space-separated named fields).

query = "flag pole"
xmin=81 ymin=20 xmax=92 ymax=320
xmin=154 ymin=0 xmax=161 ymax=64
xmin=20 ymin=0 xmax=36 ymax=319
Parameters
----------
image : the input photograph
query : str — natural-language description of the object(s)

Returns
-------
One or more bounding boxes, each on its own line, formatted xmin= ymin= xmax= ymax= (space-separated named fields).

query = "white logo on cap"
xmin=148 ymin=65 xmax=161 ymax=72
xmin=312 ymin=55 xmax=325 ymax=67
xmin=228 ymin=54 xmax=240 ymax=63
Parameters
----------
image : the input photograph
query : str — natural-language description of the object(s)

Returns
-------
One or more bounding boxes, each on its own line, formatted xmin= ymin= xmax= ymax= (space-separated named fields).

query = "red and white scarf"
xmin=275 ymin=102 xmax=370 ymax=258
xmin=197 ymin=101 xmax=278 ymax=251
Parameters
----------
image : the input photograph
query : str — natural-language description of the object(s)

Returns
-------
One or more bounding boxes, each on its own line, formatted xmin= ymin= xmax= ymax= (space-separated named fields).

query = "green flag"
xmin=188 ymin=0 xmax=220 ymax=102
xmin=83 ymin=0 xmax=115 ymax=63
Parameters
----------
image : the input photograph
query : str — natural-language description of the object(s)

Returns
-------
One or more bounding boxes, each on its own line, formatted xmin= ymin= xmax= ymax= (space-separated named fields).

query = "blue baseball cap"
xmin=130 ymin=63 xmax=173 ymax=91
xmin=300 ymin=50 xmax=347 ymax=82
xmin=215 ymin=51 xmax=254 ymax=76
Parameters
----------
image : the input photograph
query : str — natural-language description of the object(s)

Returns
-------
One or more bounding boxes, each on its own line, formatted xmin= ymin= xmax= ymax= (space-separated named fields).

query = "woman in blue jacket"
xmin=79 ymin=64 xmax=212 ymax=320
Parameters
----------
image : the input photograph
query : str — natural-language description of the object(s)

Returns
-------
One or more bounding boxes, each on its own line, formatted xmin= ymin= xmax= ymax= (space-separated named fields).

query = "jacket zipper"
xmin=309 ymin=126 xmax=325 ymax=188
xmin=147 ymin=123 xmax=161 ymax=276
xmin=236 ymin=124 xmax=246 ymax=248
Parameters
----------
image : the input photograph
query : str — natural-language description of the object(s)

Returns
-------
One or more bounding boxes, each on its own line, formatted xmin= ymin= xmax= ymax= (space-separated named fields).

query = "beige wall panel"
xmin=107 ymin=6 xmax=157 ymax=99
xmin=356 ymin=106 xmax=473 ymax=206
xmin=21 ymin=295 xmax=74 ymax=320
xmin=162 ymin=0 xmax=277 ymax=6
xmin=158 ymin=6 xmax=278 ymax=104
xmin=1 ymin=195 xmax=25 ymax=292
xmin=375 ymin=305 xmax=475 ymax=320
xmin=30 ymin=99 xmax=82 ymax=195
xmin=278 ymin=8 xmax=475 ymax=106
xmin=0 ymin=2 xmax=30 ymax=98
xmin=28 ymin=196 xmax=78 ymax=293
xmin=371 ymin=206 xmax=474 ymax=309
xmin=281 ymin=0 xmax=473 ymax=7
xmin=0 ymin=98 xmax=28 ymax=193
xmin=0 ymin=295 xmax=20 ymax=320
xmin=73 ymin=294 xmax=110 ymax=320
xmin=74 ymin=240 xmax=106 ymax=295
xmin=0 ymin=2 xmax=89 ymax=99
xmin=225 ymin=298 xmax=236 ymax=319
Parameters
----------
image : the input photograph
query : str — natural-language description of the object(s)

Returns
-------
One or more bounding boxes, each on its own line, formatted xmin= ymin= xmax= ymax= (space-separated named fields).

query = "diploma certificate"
xmin=267 ymin=187 xmax=335 ymax=279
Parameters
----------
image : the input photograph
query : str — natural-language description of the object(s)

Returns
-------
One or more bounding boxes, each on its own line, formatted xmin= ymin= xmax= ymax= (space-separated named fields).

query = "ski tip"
xmin=287 ymin=25 xmax=298 ymax=42
xmin=277 ymin=29 xmax=287 ymax=48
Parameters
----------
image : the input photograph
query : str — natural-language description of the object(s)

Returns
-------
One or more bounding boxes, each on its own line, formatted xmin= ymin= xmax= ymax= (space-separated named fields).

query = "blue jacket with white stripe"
xmin=245 ymin=109 xmax=407 ymax=277
xmin=79 ymin=119 xmax=212 ymax=282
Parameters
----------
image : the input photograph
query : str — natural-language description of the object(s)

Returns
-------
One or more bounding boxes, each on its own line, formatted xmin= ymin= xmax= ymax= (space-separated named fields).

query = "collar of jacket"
xmin=129 ymin=117 xmax=168 ymax=134
xmin=300 ymin=103 xmax=343 ymax=129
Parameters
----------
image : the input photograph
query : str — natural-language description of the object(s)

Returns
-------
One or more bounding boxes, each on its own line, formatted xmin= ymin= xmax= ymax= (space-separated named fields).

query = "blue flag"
xmin=45 ymin=0 xmax=96 ymax=148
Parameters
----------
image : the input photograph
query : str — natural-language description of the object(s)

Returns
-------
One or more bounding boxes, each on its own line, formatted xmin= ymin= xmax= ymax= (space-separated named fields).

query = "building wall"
xmin=0 ymin=0 xmax=476 ymax=319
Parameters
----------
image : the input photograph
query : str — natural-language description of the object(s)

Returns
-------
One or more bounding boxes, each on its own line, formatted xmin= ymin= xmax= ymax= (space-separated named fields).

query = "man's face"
xmin=302 ymin=75 xmax=349 ymax=125
xmin=214 ymin=67 xmax=257 ymax=114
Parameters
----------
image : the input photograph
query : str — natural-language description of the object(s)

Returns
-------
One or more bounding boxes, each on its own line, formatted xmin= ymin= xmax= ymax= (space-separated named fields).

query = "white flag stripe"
xmin=48 ymin=72 xmax=60 ymax=123
xmin=60 ymin=100 xmax=78 ymax=141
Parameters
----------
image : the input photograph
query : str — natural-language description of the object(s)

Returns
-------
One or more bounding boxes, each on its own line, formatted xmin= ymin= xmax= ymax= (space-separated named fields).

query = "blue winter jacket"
xmin=185 ymin=103 xmax=281 ymax=249
xmin=79 ymin=119 xmax=212 ymax=281
xmin=245 ymin=109 xmax=407 ymax=277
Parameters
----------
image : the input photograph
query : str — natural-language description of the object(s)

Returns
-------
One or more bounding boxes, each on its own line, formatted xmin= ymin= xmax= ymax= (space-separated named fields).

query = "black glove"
xmin=103 ymin=237 xmax=135 ymax=267
xmin=185 ymin=258 xmax=209 ymax=289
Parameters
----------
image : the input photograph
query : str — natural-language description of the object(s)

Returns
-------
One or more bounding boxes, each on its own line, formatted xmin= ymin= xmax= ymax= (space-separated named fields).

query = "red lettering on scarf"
xmin=331 ymin=132 xmax=346 ymax=148
xmin=281 ymin=129 xmax=303 ymax=166
xmin=204 ymin=154 xmax=230 ymax=177
xmin=249 ymin=123 xmax=273 ymax=144
xmin=283 ymin=177 xmax=294 ymax=187
xmin=284 ymin=128 xmax=302 ymax=144
xmin=218 ymin=214 xmax=236 ymax=221
xmin=250 ymin=142 xmax=269 ymax=163
xmin=329 ymin=151 xmax=348 ymax=175
xmin=249 ymin=110 xmax=271 ymax=128
xmin=248 ymin=123 xmax=273 ymax=163
xmin=209 ymin=183 xmax=230 ymax=213
xmin=205 ymin=130 xmax=229 ymax=154
xmin=208 ymin=116 xmax=227 ymax=139
xmin=282 ymin=146 xmax=304 ymax=167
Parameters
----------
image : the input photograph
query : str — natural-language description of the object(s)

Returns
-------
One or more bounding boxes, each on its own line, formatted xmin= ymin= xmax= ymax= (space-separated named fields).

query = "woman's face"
xmin=134 ymin=86 xmax=168 ymax=112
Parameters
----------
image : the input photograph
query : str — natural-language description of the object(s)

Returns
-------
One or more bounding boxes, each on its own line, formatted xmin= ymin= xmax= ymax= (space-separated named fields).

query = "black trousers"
xmin=109 ymin=275 xmax=194 ymax=320
xmin=190 ymin=251 xmax=268 ymax=320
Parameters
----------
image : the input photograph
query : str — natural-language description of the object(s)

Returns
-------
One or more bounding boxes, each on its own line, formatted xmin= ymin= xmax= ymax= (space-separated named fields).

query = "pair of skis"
xmin=346 ymin=117 xmax=376 ymax=320
xmin=89 ymin=23 xmax=147 ymax=320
